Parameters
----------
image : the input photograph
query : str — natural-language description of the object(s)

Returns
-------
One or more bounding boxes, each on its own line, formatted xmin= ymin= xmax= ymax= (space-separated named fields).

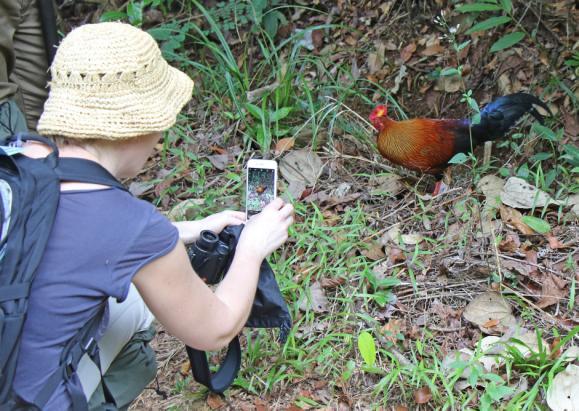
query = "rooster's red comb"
xmin=370 ymin=105 xmax=388 ymax=120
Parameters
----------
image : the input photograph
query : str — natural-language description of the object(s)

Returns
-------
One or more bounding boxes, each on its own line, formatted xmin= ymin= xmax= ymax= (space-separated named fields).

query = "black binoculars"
xmin=184 ymin=224 xmax=291 ymax=393
xmin=186 ymin=226 xmax=236 ymax=285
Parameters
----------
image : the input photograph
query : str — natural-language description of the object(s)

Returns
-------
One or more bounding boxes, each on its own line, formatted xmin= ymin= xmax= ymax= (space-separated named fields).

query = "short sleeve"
xmin=112 ymin=206 xmax=179 ymax=302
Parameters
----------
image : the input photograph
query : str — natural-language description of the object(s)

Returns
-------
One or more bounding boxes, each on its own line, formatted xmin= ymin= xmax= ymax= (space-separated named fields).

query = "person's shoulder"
xmin=63 ymin=188 xmax=162 ymax=223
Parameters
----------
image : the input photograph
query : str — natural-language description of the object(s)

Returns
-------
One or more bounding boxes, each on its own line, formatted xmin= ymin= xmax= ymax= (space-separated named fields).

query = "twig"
xmin=501 ymin=284 xmax=572 ymax=331
xmin=483 ymin=141 xmax=492 ymax=167
xmin=498 ymin=253 xmax=573 ymax=279
xmin=429 ymin=325 xmax=465 ymax=332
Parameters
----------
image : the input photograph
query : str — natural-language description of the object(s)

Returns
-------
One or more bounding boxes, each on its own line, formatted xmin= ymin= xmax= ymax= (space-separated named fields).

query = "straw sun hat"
xmin=38 ymin=22 xmax=194 ymax=140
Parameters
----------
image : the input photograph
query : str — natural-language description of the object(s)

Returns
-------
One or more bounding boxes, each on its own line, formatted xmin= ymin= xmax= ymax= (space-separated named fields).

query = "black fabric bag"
xmin=186 ymin=224 xmax=292 ymax=393
xmin=0 ymin=133 xmax=126 ymax=410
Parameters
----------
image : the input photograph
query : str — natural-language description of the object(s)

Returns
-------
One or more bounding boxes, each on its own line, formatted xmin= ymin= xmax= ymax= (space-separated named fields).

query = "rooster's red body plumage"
xmin=370 ymin=92 xmax=551 ymax=185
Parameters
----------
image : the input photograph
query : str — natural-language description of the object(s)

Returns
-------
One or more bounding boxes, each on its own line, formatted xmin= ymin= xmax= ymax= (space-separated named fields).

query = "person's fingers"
xmin=222 ymin=210 xmax=246 ymax=220
xmin=278 ymin=203 xmax=294 ymax=219
xmin=263 ymin=197 xmax=284 ymax=211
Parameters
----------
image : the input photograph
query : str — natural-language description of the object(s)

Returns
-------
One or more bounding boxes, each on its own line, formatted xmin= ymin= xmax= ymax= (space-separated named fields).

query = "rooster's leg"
xmin=432 ymin=169 xmax=452 ymax=196
xmin=433 ymin=180 xmax=446 ymax=196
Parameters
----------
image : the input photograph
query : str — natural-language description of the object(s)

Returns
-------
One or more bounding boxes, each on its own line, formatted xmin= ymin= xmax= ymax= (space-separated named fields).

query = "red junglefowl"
xmin=369 ymin=92 xmax=551 ymax=195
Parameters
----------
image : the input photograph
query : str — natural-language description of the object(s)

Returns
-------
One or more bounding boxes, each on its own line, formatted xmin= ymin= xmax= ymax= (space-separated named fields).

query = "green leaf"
xmin=440 ymin=67 xmax=460 ymax=77
xmin=341 ymin=359 xmax=356 ymax=382
xmin=448 ymin=152 xmax=469 ymax=164
xmin=456 ymin=3 xmax=502 ymax=12
xmin=516 ymin=163 xmax=529 ymax=179
xmin=487 ymin=383 xmax=515 ymax=402
xmin=357 ymin=331 xmax=376 ymax=367
xmin=245 ymin=103 xmax=264 ymax=120
xmin=500 ymin=0 xmax=513 ymax=13
xmin=269 ymin=107 xmax=292 ymax=122
xmin=126 ymin=0 xmax=143 ymax=26
xmin=100 ymin=11 xmax=128 ymax=22
xmin=455 ymin=40 xmax=471 ymax=52
xmin=521 ymin=216 xmax=551 ymax=234
xmin=529 ymin=152 xmax=553 ymax=163
xmin=466 ymin=16 xmax=511 ymax=34
xmin=490 ymin=31 xmax=525 ymax=52
xmin=148 ymin=22 xmax=181 ymax=41
xmin=263 ymin=11 xmax=286 ymax=39
xmin=562 ymin=144 xmax=579 ymax=167
xmin=532 ymin=123 xmax=558 ymax=141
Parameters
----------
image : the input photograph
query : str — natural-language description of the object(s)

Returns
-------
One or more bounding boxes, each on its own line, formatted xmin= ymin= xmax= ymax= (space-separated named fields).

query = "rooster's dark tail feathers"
xmin=471 ymin=92 xmax=551 ymax=143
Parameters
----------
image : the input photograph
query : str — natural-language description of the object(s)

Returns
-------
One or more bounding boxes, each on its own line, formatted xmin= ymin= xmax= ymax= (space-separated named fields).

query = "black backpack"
xmin=0 ymin=133 xmax=127 ymax=410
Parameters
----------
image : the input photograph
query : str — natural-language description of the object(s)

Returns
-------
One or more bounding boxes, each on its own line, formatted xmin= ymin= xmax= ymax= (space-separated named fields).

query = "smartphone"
xmin=245 ymin=159 xmax=278 ymax=218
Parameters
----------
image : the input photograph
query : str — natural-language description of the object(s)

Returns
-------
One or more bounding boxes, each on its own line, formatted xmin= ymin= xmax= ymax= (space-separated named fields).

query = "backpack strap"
xmin=32 ymin=305 xmax=114 ymax=411
xmin=7 ymin=133 xmax=128 ymax=192
xmin=56 ymin=158 xmax=128 ymax=192
xmin=185 ymin=338 xmax=241 ymax=394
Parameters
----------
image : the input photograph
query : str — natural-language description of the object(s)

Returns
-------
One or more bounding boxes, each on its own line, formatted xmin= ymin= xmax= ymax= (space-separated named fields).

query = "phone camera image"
xmin=247 ymin=168 xmax=276 ymax=216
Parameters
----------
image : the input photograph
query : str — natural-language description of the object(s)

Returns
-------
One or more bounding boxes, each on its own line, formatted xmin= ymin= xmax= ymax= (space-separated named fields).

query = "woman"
xmin=13 ymin=22 xmax=293 ymax=410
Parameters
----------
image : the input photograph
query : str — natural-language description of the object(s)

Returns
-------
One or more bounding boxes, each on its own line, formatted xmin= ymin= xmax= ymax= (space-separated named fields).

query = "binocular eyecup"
xmin=187 ymin=229 xmax=233 ymax=285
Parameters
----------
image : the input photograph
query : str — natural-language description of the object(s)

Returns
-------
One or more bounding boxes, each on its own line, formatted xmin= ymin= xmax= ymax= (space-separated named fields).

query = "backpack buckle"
xmin=83 ymin=337 xmax=98 ymax=358
xmin=64 ymin=355 xmax=75 ymax=379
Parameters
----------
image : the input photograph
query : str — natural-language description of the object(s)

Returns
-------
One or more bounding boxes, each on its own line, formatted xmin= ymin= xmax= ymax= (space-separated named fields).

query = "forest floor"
xmin=60 ymin=0 xmax=578 ymax=409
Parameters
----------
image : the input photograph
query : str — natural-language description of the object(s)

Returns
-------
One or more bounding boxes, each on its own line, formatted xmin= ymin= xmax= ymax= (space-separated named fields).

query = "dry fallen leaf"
xmin=299 ymin=281 xmax=329 ymax=313
xmin=381 ymin=319 xmax=404 ymax=343
xmin=401 ymin=233 xmax=424 ymax=245
xmin=477 ymin=175 xmax=505 ymax=209
xmin=274 ymin=137 xmax=295 ymax=155
xmin=207 ymin=153 xmax=230 ymax=170
xmin=499 ymin=205 xmax=535 ymax=235
xmin=483 ymin=318 xmax=500 ymax=329
xmin=546 ymin=234 xmax=566 ymax=249
xmin=167 ymin=198 xmax=204 ymax=221
xmin=501 ymin=177 xmax=562 ymax=209
xmin=508 ymin=330 xmax=549 ymax=358
xmin=319 ymin=276 xmax=345 ymax=290
xmin=362 ymin=242 xmax=386 ymax=261
xmin=400 ymin=43 xmax=416 ymax=62
xmin=537 ymin=273 xmax=568 ymax=309
xmin=546 ymin=364 xmax=579 ymax=411
xmin=207 ymin=393 xmax=226 ymax=409
xmin=420 ymin=44 xmax=444 ymax=56
xmin=413 ymin=387 xmax=432 ymax=404
xmin=279 ymin=150 xmax=324 ymax=187
xmin=391 ymin=65 xmax=407 ymax=94
xmin=369 ymin=173 xmax=405 ymax=196
xmin=128 ymin=181 xmax=154 ymax=197
xmin=561 ymin=346 xmax=579 ymax=362
xmin=442 ymin=349 xmax=477 ymax=379
xmin=566 ymin=193 xmax=579 ymax=216
xmin=180 ymin=360 xmax=191 ymax=376
xmin=500 ymin=257 xmax=536 ymax=277
xmin=463 ymin=292 xmax=517 ymax=335
xmin=388 ymin=246 xmax=406 ymax=264
xmin=435 ymin=74 xmax=462 ymax=93
xmin=499 ymin=233 xmax=521 ymax=253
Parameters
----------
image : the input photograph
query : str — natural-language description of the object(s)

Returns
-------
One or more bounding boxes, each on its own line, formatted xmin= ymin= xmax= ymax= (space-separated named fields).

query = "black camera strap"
xmin=185 ymin=338 xmax=241 ymax=394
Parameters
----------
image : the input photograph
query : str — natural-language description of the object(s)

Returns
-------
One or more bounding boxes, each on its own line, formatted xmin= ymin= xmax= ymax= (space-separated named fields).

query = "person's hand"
xmin=237 ymin=198 xmax=293 ymax=260
xmin=173 ymin=210 xmax=246 ymax=244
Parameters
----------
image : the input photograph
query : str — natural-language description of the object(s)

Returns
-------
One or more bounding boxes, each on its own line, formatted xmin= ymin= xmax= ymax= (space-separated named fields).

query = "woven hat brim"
xmin=38 ymin=65 xmax=193 ymax=140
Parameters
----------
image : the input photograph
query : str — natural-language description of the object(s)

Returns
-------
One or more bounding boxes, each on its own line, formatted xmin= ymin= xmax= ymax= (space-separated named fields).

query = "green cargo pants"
xmin=87 ymin=325 xmax=158 ymax=411
xmin=0 ymin=0 xmax=50 ymax=139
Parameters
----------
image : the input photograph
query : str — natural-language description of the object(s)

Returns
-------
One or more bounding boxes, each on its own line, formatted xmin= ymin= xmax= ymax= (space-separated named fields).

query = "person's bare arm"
xmin=133 ymin=199 xmax=293 ymax=351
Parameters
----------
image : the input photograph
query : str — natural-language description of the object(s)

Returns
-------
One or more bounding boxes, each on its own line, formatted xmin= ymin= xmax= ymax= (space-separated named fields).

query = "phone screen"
xmin=246 ymin=167 xmax=276 ymax=217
